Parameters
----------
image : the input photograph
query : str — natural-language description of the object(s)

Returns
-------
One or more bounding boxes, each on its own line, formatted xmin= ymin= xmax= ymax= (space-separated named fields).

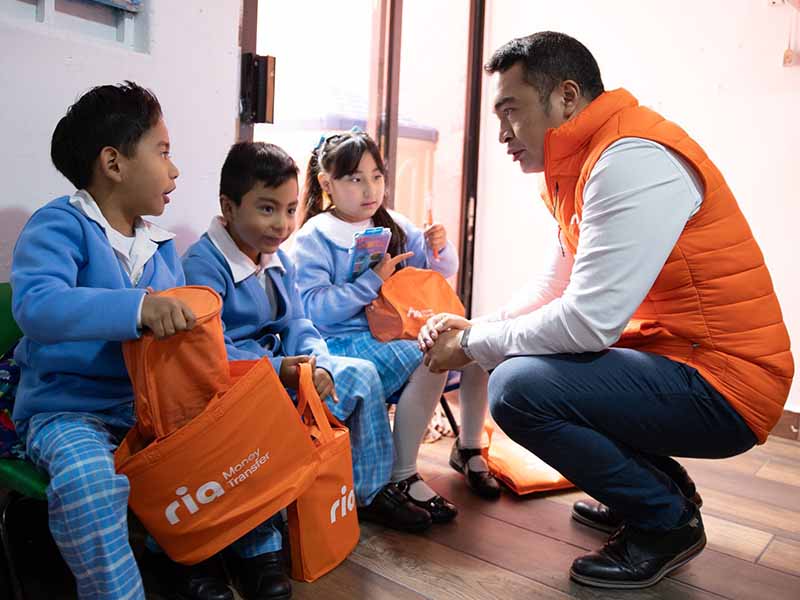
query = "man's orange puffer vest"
xmin=541 ymin=88 xmax=793 ymax=443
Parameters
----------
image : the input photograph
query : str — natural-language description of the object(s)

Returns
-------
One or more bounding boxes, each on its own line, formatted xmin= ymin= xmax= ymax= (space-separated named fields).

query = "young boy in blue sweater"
xmin=11 ymin=82 xmax=234 ymax=600
xmin=182 ymin=142 xmax=432 ymax=598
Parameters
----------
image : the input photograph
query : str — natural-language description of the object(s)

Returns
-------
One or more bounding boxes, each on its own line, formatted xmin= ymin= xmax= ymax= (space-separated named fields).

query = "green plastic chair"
xmin=0 ymin=282 xmax=49 ymax=599
xmin=0 ymin=283 xmax=22 ymax=359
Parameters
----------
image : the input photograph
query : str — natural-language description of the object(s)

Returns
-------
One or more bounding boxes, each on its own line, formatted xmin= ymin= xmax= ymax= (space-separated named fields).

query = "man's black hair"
xmin=485 ymin=31 xmax=604 ymax=105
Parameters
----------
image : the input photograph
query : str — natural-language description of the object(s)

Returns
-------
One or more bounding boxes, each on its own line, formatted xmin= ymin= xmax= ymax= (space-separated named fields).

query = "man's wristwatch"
xmin=459 ymin=327 xmax=474 ymax=360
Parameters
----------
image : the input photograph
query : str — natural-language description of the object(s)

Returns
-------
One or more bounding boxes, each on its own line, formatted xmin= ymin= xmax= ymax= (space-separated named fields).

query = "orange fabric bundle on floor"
xmin=115 ymin=286 xmax=320 ymax=564
xmin=485 ymin=422 xmax=573 ymax=495
xmin=287 ymin=363 xmax=359 ymax=582
xmin=366 ymin=267 xmax=465 ymax=342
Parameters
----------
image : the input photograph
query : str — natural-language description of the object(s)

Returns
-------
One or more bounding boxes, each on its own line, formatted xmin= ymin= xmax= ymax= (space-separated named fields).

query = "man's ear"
xmin=97 ymin=146 xmax=123 ymax=183
xmin=559 ymin=79 xmax=582 ymax=121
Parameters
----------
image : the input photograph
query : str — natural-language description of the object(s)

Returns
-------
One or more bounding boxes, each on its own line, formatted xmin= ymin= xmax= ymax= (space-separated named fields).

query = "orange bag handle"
xmin=297 ymin=363 xmax=335 ymax=444
xmin=295 ymin=362 xmax=345 ymax=426
xmin=294 ymin=363 xmax=315 ymax=423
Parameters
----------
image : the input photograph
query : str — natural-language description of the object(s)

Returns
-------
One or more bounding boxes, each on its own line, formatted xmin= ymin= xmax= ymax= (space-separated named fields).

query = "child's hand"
xmin=141 ymin=295 xmax=196 ymax=339
xmin=424 ymin=223 xmax=447 ymax=253
xmin=418 ymin=313 xmax=472 ymax=350
xmin=279 ymin=355 xmax=315 ymax=389
xmin=373 ymin=251 xmax=414 ymax=281
xmin=314 ymin=367 xmax=337 ymax=403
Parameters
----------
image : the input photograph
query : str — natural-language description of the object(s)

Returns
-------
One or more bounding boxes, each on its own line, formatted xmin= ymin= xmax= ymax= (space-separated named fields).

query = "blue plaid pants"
xmin=327 ymin=333 xmax=422 ymax=399
xmin=21 ymin=406 xmax=144 ymax=600
xmin=325 ymin=355 xmax=393 ymax=506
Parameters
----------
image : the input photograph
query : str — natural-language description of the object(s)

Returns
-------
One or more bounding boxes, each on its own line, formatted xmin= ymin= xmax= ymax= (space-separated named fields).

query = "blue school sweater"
xmin=181 ymin=233 xmax=332 ymax=375
xmin=291 ymin=210 xmax=459 ymax=338
xmin=11 ymin=196 xmax=185 ymax=422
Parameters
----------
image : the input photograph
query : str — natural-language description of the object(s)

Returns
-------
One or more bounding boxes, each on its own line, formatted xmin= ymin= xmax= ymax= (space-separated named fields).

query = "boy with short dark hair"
xmin=182 ymin=141 xmax=432 ymax=600
xmin=11 ymin=81 xmax=230 ymax=600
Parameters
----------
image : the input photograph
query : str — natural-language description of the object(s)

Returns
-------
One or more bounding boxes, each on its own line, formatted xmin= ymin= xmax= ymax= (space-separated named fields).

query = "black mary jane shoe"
xmin=449 ymin=437 xmax=501 ymax=500
xmin=395 ymin=473 xmax=458 ymax=524
xmin=358 ymin=482 xmax=432 ymax=532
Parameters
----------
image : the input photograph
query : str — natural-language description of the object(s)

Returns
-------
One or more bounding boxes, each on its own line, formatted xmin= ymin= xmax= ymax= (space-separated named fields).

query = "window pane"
xmin=394 ymin=2 xmax=470 ymax=276
xmin=255 ymin=0 xmax=381 ymax=235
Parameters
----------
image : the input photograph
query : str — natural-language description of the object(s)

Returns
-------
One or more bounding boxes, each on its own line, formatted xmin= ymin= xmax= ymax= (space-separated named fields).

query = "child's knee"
xmin=335 ymin=358 xmax=383 ymax=400
xmin=50 ymin=452 xmax=126 ymax=502
xmin=360 ymin=361 xmax=383 ymax=399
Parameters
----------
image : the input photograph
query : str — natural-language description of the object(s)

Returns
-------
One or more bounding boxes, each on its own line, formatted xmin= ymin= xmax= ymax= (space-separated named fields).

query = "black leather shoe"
xmin=139 ymin=550 xmax=232 ymax=600
xmin=174 ymin=557 xmax=233 ymax=600
xmin=572 ymin=465 xmax=703 ymax=533
xmin=358 ymin=482 xmax=432 ymax=532
xmin=231 ymin=550 xmax=291 ymax=600
xmin=449 ymin=437 xmax=501 ymax=500
xmin=395 ymin=473 xmax=458 ymax=524
xmin=650 ymin=458 xmax=700 ymax=503
xmin=572 ymin=500 xmax=625 ymax=533
xmin=570 ymin=505 xmax=706 ymax=589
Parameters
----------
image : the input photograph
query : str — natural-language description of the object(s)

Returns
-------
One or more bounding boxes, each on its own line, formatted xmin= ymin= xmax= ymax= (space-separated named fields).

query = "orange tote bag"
xmin=287 ymin=363 xmax=359 ymax=582
xmin=365 ymin=267 xmax=465 ymax=342
xmin=485 ymin=423 xmax=573 ymax=495
xmin=115 ymin=286 xmax=320 ymax=565
xmin=121 ymin=286 xmax=231 ymax=442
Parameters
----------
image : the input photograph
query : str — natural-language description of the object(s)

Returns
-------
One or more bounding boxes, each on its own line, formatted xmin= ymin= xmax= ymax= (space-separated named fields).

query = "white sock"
xmin=457 ymin=363 xmax=490 ymax=472
xmin=407 ymin=477 xmax=438 ymax=502
xmin=390 ymin=363 xmax=447 ymax=491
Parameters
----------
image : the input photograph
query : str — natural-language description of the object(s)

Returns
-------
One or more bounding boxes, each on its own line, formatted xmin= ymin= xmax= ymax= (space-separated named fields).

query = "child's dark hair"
xmin=51 ymin=81 xmax=162 ymax=189
xmin=303 ymin=131 xmax=407 ymax=258
xmin=220 ymin=142 xmax=299 ymax=205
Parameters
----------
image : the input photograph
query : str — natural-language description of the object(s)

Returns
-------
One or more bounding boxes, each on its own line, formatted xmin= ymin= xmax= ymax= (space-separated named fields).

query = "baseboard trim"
xmin=771 ymin=409 xmax=800 ymax=441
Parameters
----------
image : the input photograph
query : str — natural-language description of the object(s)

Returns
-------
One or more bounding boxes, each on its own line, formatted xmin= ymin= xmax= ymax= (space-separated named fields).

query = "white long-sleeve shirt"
xmin=467 ymin=137 xmax=704 ymax=370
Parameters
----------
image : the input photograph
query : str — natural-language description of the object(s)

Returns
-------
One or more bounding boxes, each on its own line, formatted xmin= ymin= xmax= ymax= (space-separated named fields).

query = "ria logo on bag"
xmin=165 ymin=447 xmax=271 ymax=525
xmin=329 ymin=484 xmax=356 ymax=524
xmin=406 ymin=306 xmax=434 ymax=320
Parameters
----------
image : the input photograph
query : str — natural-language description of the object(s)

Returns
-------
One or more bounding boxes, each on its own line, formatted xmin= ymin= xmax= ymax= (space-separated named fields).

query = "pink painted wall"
xmin=0 ymin=0 xmax=241 ymax=274
xmin=473 ymin=0 xmax=800 ymax=410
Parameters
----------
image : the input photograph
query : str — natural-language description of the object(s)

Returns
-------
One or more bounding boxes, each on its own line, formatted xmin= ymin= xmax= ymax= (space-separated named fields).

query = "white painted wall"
xmin=474 ymin=0 xmax=800 ymax=410
xmin=0 ymin=0 xmax=242 ymax=278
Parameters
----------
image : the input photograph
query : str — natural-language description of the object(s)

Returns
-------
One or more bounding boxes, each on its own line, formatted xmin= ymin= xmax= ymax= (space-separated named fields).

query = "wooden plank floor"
xmin=13 ymin=420 xmax=800 ymax=599
xmin=292 ymin=434 xmax=800 ymax=600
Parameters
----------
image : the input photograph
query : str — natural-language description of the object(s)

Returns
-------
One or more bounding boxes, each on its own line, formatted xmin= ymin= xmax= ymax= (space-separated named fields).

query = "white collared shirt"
xmin=70 ymin=190 xmax=175 ymax=285
xmin=313 ymin=211 xmax=373 ymax=248
xmin=207 ymin=216 xmax=286 ymax=320
xmin=468 ymin=138 xmax=704 ymax=369
xmin=70 ymin=190 xmax=175 ymax=327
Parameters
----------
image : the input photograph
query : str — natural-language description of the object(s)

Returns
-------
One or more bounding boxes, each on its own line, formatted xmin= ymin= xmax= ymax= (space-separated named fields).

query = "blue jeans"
xmin=488 ymin=349 xmax=756 ymax=531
